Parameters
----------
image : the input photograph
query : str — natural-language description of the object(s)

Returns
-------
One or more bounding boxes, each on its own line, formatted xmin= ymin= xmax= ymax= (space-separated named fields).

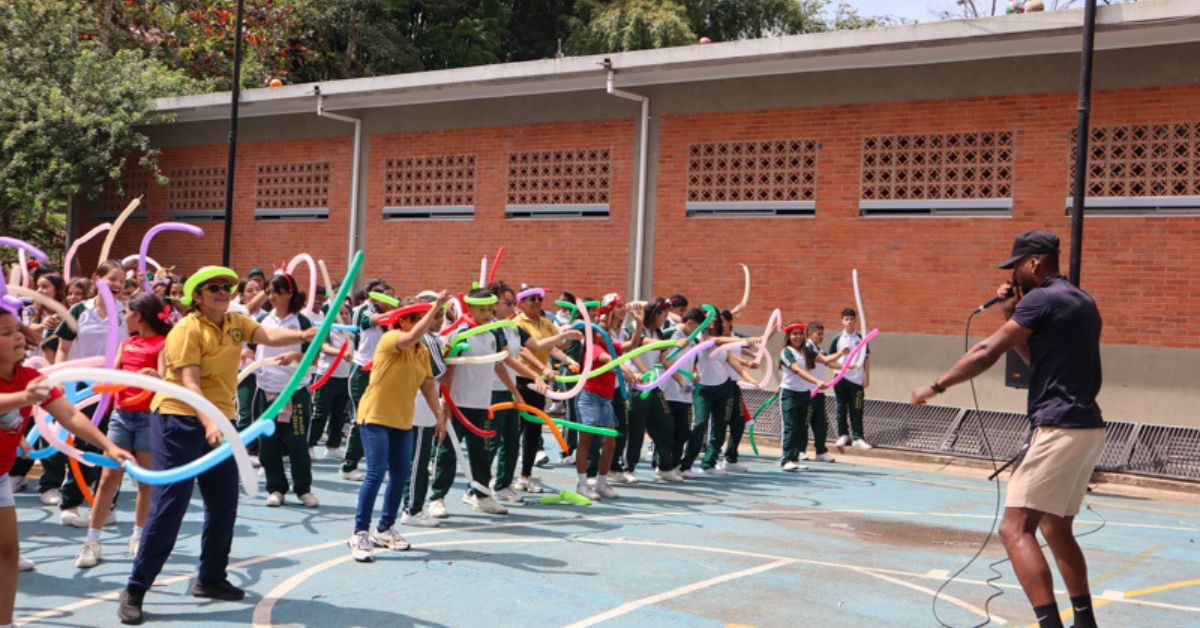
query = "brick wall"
xmin=652 ymin=84 xmax=1200 ymax=348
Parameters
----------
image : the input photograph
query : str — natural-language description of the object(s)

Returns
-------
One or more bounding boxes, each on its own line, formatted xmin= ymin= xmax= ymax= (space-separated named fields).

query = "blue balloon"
xmin=570 ymin=321 xmax=627 ymax=400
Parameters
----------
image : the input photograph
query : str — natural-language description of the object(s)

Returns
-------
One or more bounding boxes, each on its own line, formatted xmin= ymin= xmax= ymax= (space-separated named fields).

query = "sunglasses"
xmin=525 ymin=295 xmax=543 ymax=303
xmin=202 ymin=283 xmax=234 ymax=294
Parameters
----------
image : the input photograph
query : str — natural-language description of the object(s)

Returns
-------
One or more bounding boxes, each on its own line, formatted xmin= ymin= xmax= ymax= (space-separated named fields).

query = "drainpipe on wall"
xmin=316 ymin=90 xmax=362 ymax=275
xmin=606 ymin=65 xmax=650 ymax=301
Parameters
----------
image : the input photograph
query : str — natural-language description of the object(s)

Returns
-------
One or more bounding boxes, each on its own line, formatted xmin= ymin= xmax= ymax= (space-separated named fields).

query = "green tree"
xmin=683 ymin=0 xmax=830 ymax=40
xmin=410 ymin=0 xmax=512 ymax=70
xmin=0 ymin=0 xmax=195 ymax=254
xmin=567 ymin=0 xmax=695 ymax=54
xmin=289 ymin=0 xmax=423 ymax=83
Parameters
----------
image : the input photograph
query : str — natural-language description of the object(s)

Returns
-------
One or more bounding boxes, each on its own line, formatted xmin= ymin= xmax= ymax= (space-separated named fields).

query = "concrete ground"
xmin=10 ymin=444 xmax=1199 ymax=627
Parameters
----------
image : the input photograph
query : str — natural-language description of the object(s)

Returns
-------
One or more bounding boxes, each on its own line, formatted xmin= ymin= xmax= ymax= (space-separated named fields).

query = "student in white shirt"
xmin=829 ymin=308 xmax=872 ymax=450
xmin=778 ymin=322 xmax=846 ymax=471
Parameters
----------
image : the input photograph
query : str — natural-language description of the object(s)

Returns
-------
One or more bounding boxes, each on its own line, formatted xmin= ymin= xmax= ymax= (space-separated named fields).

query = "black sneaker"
xmin=117 ymin=588 xmax=145 ymax=625
xmin=191 ymin=579 xmax=246 ymax=601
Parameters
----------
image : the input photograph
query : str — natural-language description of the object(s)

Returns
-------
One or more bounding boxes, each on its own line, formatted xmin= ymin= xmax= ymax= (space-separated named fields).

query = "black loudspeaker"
xmin=1005 ymin=349 xmax=1030 ymax=389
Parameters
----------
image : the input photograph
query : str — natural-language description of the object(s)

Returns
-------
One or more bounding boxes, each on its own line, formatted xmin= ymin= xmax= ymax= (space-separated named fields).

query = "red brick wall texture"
xmin=76 ymin=84 xmax=1200 ymax=348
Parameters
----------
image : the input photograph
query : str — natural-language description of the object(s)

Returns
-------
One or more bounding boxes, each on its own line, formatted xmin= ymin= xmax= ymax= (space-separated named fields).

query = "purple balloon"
xmin=0 ymin=237 xmax=49 ymax=264
xmin=633 ymin=339 xmax=716 ymax=392
xmin=91 ymin=280 xmax=122 ymax=425
xmin=139 ymin=222 xmax=204 ymax=291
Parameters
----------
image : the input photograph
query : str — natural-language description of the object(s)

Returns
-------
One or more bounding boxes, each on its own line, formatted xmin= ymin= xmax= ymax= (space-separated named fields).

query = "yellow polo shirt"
xmin=153 ymin=311 xmax=260 ymax=419
xmin=514 ymin=312 xmax=559 ymax=372
xmin=355 ymin=330 xmax=432 ymax=430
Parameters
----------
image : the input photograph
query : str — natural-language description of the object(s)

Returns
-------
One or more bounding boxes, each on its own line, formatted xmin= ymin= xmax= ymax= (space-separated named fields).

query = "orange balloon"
xmin=268 ymin=78 xmax=283 ymax=87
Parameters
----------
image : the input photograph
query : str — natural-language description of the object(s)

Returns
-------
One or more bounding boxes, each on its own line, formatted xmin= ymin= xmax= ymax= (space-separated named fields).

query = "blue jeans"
xmin=355 ymin=423 xmax=413 ymax=533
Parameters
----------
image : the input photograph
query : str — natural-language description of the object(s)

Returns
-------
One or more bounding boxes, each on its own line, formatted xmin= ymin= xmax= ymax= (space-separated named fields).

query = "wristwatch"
xmin=930 ymin=379 xmax=947 ymax=394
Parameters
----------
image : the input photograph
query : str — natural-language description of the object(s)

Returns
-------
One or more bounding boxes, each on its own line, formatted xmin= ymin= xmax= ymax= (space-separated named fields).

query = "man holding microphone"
xmin=911 ymin=231 xmax=1104 ymax=628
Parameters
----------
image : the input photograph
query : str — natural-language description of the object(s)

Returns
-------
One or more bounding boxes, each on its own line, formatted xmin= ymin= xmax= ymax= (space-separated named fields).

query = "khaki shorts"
xmin=1006 ymin=426 xmax=1105 ymax=518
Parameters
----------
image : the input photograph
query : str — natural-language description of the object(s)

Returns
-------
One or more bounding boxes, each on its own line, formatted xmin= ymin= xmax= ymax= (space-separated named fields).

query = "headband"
xmin=516 ymin=287 xmax=545 ymax=302
xmin=181 ymin=266 xmax=239 ymax=306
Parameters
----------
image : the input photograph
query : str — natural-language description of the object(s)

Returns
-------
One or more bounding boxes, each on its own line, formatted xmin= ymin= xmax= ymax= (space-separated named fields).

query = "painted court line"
xmin=847 ymin=566 xmax=1008 ymax=625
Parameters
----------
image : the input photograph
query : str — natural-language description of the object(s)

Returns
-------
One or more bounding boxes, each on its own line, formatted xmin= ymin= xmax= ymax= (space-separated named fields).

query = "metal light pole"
xmin=1068 ymin=0 xmax=1098 ymax=287
xmin=221 ymin=0 xmax=246 ymax=267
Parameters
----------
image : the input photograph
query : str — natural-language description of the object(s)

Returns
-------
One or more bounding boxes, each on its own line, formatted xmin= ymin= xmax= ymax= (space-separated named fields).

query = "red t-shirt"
xmin=116 ymin=335 xmax=166 ymax=412
xmin=582 ymin=346 xmax=617 ymax=399
xmin=1 ymin=364 xmax=64 ymax=475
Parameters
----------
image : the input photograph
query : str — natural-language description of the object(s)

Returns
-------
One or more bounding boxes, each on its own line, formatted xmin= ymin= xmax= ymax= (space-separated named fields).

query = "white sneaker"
xmin=782 ymin=461 xmax=808 ymax=472
xmin=75 ymin=540 xmax=102 ymax=569
xmin=325 ymin=447 xmax=344 ymax=460
xmin=348 ymin=531 xmax=374 ymax=563
xmin=656 ymin=469 xmax=684 ymax=483
xmin=127 ymin=529 xmax=142 ymax=556
xmin=370 ymin=527 xmax=411 ymax=551
xmin=534 ymin=451 xmax=550 ymax=468
xmin=9 ymin=476 xmax=27 ymax=493
xmin=250 ymin=455 xmax=261 ymax=468
xmin=835 ymin=435 xmax=852 ymax=447
xmin=594 ymin=482 xmax=619 ymax=499
xmin=103 ymin=508 xmax=118 ymax=527
xmin=472 ymin=495 xmax=508 ymax=515
xmin=308 ymin=447 xmax=316 ymax=458
xmin=723 ymin=462 xmax=749 ymax=473
xmin=18 ymin=555 xmax=36 ymax=571
xmin=575 ymin=482 xmax=600 ymax=500
xmin=798 ymin=453 xmax=811 ymax=461
xmin=266 ymin=492 xmax=285 ymax=507
xmin=680 ymin=469 xmax=699 ymax=479
xmin=401 ymin=510 xmax=441 ymax=528
xmin=815 ymin=452 xmax=836 ymax=462
xmin=41 ymin=488 xmax=62 ymax=506
xmin=523 ymin=477 xmax=550 ymax=494
xmin=428 ymin=499 xmax=449 ymax=518
xmin=561 ymin=453 xmax=576 ymax=465
xmin=622 ymin=471 xmax=639 ymax=484
xmin=705 ymin=466 xmax=727 ymax=476
xmin=852 ymin=439 xmax=873 ymax=450
xmin=494 ymin=487 xmax=524 ymax=504
xmin=298 ymin=493 xmax=320 ymax=508
xmin=61 ymin=507 xmax=87 ymax=528
xmin=340 ymin=469 xmax=365 ymax=481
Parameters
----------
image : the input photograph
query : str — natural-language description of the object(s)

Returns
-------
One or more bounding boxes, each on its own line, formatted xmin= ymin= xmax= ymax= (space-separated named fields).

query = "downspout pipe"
xmin=316 ymin=90 xmax=362 ymax=276
xmin=606 ymin=66 xmax=649 ymax=301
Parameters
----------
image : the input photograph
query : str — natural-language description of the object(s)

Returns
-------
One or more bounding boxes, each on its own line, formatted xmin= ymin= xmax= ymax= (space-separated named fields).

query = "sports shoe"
xmin=781 ymin=461 xmax=808 ymax=472
xmin=298 ymin=493 xmax=320 ymax=508
xmin=250 ymin=455 xmax=261 ymax=468
xmin=19 ymin=555 xmax=36 ymax=571
xmin=594 ymin=482 xmax=619 ymax=499
xmin=325 ymin=447 xmax=344 ymax=460
xmin=814 ymin=452 xmax=836 ymax=462
xmin=340 ymin=469 xmax=365 ymax=481
xmin=127 ymin=529 xmax=142 ymax=556
xmin=104 ymin=508 xmax=118 ymax=527
xmin=191 ymin=579 xmax=246 ymax=601
xmin=680 ymin=469 xmax=699 ymax=479
xmin=472 ymin=495 xmax=508 ymax=515
xmin=427 ymin=499 xmax=449 ymax=518
xmin=61 ymin=507 xmax=87 ymax=528
xmin=308 ymin=447 xmax=316 ymax=458
xmin=704 ymin=466 xmax=727 ymax=476
xmin=41 ymin=488 xmax=62 ymax=506
xmin=575 ymin=482 xmax=600 ymax=500
xmin=9 ymin=475 xmax=27 ymax=493
xmin=348 ymin=531 xmax=374 ymax=563
xmin=370 ymin=527 xmax=411 ymax=551
xmin=656 ymin=469 xmax=684 ymax=483
xmin=520 ymin=477 xmax=550 ymax=493
xmin=798 ymin=453 xmax=811 ymax=461
xmin=852 ymin=439 xmax=873 ymax=450
xmin=560 ymin=453 xmax=576 ymax=465
xmin=534 ymin=451 xmax=550 ymax=468
xmin=494 ymin=487 xmax=524 ymax=504
xmin=75 ymin=540 xmax=102 ymax=569
xmin=723 ymin=462 xmax=749 ymax=473
xmin=266 ymin=492 xmax=285 ymax=507
xmin=622 ymin=471 xmax=639 ymax=484
xmin=835 ymin=435 xmax=852 ymax=447
xmin=401 ymin=510 xmax=440 ymax=528
xmin=117 ymin=587 xmax=144 ymax=625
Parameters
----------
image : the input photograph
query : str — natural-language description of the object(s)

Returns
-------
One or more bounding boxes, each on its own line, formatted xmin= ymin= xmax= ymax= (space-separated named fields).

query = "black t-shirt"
xmin=1011 ymin=276 xmax=1104 ymax=429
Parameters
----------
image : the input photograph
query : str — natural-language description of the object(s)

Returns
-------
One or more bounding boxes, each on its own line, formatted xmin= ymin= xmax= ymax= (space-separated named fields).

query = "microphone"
xmin=975 ymin=286 xmax=1014 ymax=313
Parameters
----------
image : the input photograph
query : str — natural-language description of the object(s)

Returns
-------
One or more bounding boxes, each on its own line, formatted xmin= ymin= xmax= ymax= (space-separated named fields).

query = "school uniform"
xmin=342 ymin=301 xmax=384 ymax=473
xmin=402 ymin=332 xmax=446 ymax=517
xmin=309 ymin=321 xmax=354 ymax=450
xmin=779 ymin=343 xmax=830 ymax=464
xmin=430 ymin=324 xmax=500 ymax=499
xmin=488 ymin=324 xmax=525 ymax=491
xmin=829 ymin=331 xmax=869 ymax=441
xmin=682 ymin=340 xmax=734 ymax=471
xmin=631 ymin=330 xmax=675 ymax=472
xmin=663 ymin=328 xmax=696 ymax=469
xmin=251 ymin=311 xmax=314 ymax=497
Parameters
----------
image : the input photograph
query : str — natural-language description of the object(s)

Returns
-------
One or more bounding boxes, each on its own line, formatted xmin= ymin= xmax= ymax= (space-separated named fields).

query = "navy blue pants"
xmin=128 ymin=414 xmax=239 ymax=593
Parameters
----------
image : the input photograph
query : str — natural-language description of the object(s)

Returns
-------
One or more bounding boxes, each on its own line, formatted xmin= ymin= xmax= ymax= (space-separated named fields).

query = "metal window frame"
xmin=685 ymin=200 xmax=815 ymax=218
xmin=167 ymin=210 xmax=226 ymax=222
xmin=253 ymin=208 xmax=330 ymax=221
xmin=504 ymin=203 xmax=610 ymax=220
xmin=1063 ymin=196 xmax=1200 ymax=216
xmin=382 ymin=205 xmax=475 ymax=221
xmin=859 ymin=198 xmax=1013 ymax=217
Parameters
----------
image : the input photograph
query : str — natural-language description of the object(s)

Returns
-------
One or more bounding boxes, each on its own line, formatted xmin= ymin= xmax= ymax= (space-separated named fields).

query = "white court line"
xmin=562 ymin=558 xmax=798 ymax=628
xmin=848 ymin=566 xmax=1008 ymax=625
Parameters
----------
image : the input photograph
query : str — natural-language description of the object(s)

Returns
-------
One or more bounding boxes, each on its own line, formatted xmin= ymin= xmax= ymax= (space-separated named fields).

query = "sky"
xmin=848 ymin=0 xmax=979 ymax=22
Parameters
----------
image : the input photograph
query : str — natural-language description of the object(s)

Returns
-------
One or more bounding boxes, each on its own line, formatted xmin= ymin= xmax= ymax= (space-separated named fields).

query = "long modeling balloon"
xmin=478 ymin=256 xmax=488 ymax=288
xmin=571 ymin=321 xmax=627 ymax=399
xmin=812 ymin=328 xmax=880 ymax=398
xmin=66 ymin=435 xmax=96 ymax=506
xmin=64 ymin=223 xmax=111 ymax=282
xmin=735 ymin=264 xmax=751 ymax=312
xmin=439 ymin=419 xmax=491 ymax=496
xmin=309 ymin=341 xmax=349 ymax=391
xmin=331 ymin=324 xmax=359 ymax=334
xmin=487 ymin=247 xmax=504 ymax=283
xmin=89 ymin=280 xmax=121 ymax=426
xmin=554 ymin=339 xmax=677 ymax=383
xmin=0 ymin=237 xmax=50 ymax=264
xmin=318 ymin=259 xmax=334 ymax=299
xmin=238 ymin=356 xmax=282 ymax=385
xmin=140 ymin=222 xmax=203 ymax=291
xmin=40 ymin=367 xmax=259 ymax=495
xmin=634 ymin=340 xmax=716 ymax=392
xmin=17 ymin=249 xmax=30 ymax=288
xmin=444 ymin=352 xmax=508 ymax=366
xmin=489 ymin=402 xmax=568 ymax=453
xmin=123 ymin=254 xmax=160 ymax=271
xmin=664 ymin=304 xmax=716 ymax=362
xmin=445 ymin=319 xmax=517 ymax=348
xmin=286 ymin=252 xmax=318 ymax=314
xmin=440 ymin=384 xmax=496 ymax=437
xmin=4 ymin=286 xmax=79 ymax=332
xmin=852 ymin=269 xmax=869 ymax=369
xmin=536 ymin=298 xmax=594 ymax=402
xmin=97 ymin=196 xmax=142 ymax=264
xmin=368 ymin=291 xmax=399 ymax=307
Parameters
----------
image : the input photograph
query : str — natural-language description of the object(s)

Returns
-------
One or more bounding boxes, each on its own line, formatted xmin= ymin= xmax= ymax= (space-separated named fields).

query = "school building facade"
xmin=72 ymin=1 xmax=1200 ymax=427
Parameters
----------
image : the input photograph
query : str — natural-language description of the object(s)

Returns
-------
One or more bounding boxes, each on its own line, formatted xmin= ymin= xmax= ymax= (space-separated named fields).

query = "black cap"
xmin=999 ymin=231 xmax=1060 ymax=269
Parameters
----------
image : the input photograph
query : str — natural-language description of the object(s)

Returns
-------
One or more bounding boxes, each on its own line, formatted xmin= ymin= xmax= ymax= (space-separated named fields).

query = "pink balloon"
xmin=812 ymin=328 xmax=879 ymax=398
xmin=140 ymin=222 xmax=204 ymax=291
xmin=286 ymin=253 xmax=317 ymax=314
xmin=535 ymin=298 xmax=594 ymax=401
xmin=91 ymin=280 xmax=121 ymax=425
xmin=635 ymin=340 xmax=716 ymax=392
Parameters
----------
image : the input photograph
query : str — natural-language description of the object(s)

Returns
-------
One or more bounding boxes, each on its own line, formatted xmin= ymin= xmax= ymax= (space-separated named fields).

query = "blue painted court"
xmin=12 ymin=447 xmax=1199 ymax=627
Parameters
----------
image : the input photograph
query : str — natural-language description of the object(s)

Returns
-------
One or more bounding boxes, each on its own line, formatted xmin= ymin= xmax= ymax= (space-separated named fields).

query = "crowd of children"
xmin=1 ymin=253 xmax=873 ymax=626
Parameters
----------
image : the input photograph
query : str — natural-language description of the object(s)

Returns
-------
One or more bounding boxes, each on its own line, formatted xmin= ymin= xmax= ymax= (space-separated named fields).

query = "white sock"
xmin=577 ymin=473 xmax=587 ymax=484
xmin=132 ymin=525 xmax=143 ymax=536
xmin=596 ymin=475 xmax=608 ymax=487
xmin=85 ymin=528 xmax=101 ymax=543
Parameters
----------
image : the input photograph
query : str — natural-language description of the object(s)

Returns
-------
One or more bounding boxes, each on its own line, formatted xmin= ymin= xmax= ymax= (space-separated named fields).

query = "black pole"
xmin=1068 ymin=0 xmax=1098 ymax=287
xmin=221 ymin=0 xmax=246 ymax=267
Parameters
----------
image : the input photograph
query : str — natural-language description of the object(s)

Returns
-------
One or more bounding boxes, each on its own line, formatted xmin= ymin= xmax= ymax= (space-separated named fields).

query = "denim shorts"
xmin=108 ymin=410 xmax=154 ymax=453
xmin=576 ymin=390 xmax=617 ymax=429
